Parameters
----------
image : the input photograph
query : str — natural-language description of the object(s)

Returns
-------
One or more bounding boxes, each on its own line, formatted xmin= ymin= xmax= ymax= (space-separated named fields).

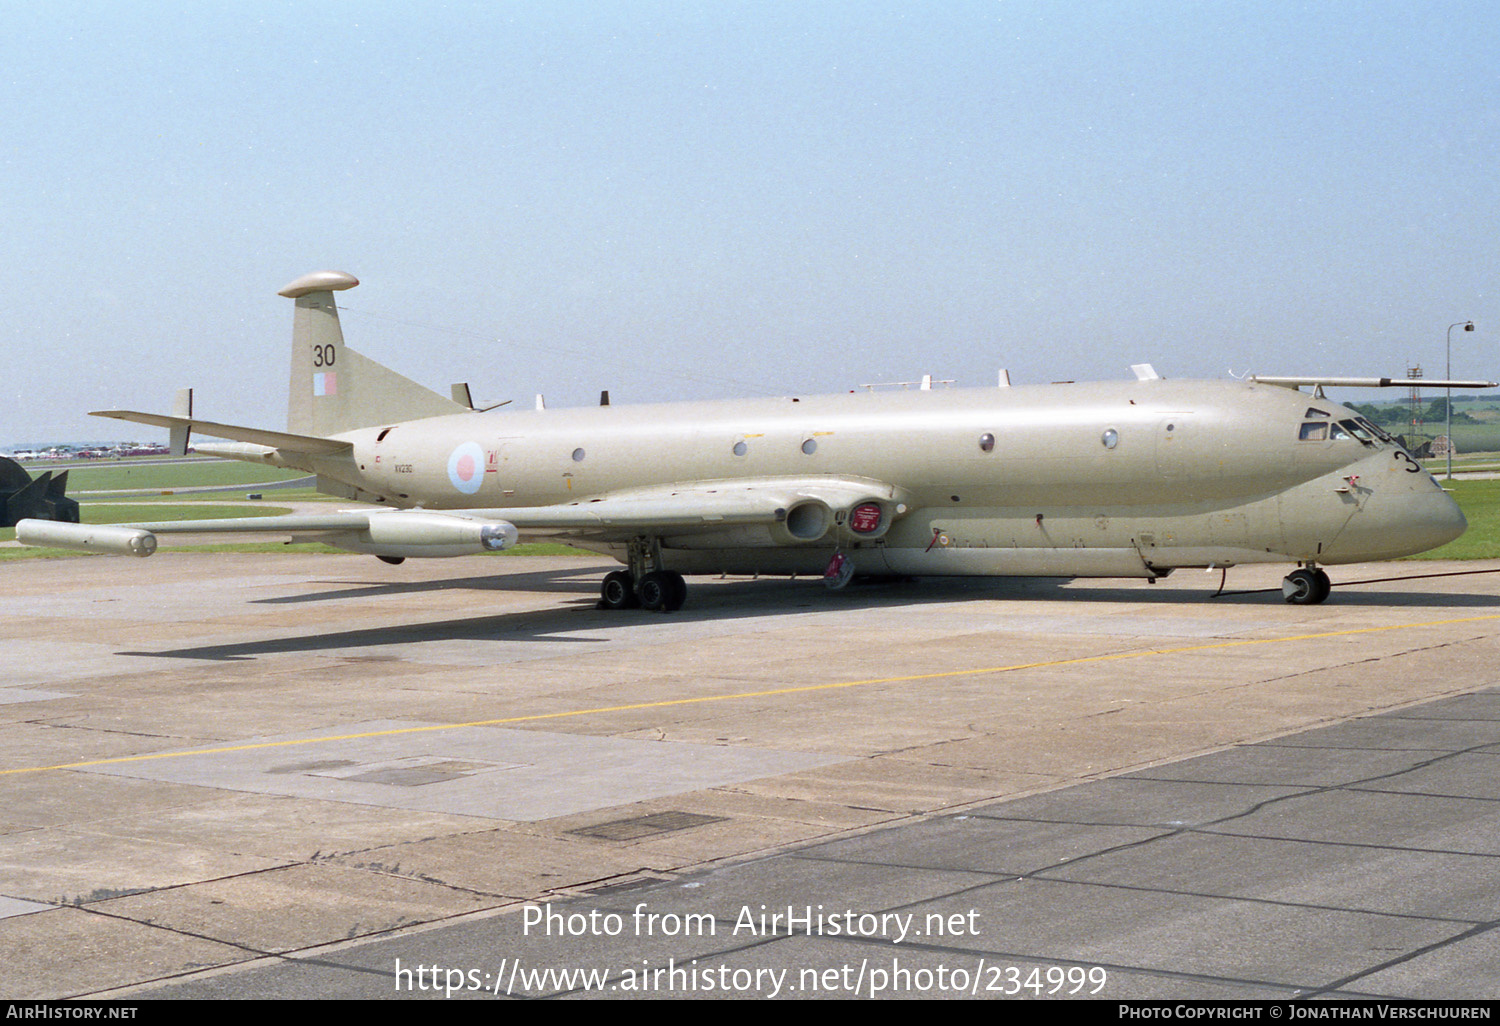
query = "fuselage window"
xmin=979 ymin=433 xmax=995 ymax=452
xmin=732 ymin=440 xmax=748 ymax=457
xmin=1299 ymin=423 xmax=1328 ymax=441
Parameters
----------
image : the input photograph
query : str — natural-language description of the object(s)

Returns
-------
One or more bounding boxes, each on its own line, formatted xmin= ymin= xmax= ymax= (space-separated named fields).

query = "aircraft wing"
xmin=91 ymin=410 xmax=352 ymax=455
xmin=16 ymin=509 xmax=520 ymax=558
xmin=93 ymin=512 xmax=382 ymax=535
xmin=15 ymin=476 xmax=906 ymax=556
xmin=477 ymin=477 xmax=909 ymax=543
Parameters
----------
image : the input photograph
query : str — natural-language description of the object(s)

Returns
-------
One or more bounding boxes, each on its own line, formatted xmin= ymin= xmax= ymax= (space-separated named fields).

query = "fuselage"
xmin=294 ymin=378 xmax=1465 ymax=579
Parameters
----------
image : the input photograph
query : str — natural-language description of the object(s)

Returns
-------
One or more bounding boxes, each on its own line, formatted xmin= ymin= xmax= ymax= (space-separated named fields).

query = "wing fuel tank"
xmin=319 ymin=512 xmax=520 ymax=558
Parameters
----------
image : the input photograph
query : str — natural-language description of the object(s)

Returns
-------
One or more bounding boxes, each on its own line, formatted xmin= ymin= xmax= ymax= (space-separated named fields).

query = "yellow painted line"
xmin=7 ymin=612 xmax=1500 ymax=778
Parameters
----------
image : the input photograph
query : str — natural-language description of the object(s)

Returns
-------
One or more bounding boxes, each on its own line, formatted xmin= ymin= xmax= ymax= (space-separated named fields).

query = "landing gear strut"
xmin=1282 ymin=566 xmax=1331 ymax=605
xmin=597 ymin=537 xmax=687 ymax=612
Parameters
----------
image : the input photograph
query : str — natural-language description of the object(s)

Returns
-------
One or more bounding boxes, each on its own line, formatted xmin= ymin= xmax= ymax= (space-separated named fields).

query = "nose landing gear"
xmin=1282 ymin=566 xmax=1331 ymax=605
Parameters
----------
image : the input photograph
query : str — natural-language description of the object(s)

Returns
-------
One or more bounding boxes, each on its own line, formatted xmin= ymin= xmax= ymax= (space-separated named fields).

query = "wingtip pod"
xmin=16 ymin=520 xmax=157 ymax=557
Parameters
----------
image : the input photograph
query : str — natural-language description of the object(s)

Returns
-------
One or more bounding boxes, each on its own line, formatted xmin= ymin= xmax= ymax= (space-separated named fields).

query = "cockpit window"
xmin=1355 ymin=416 xmax=1397 ymax=445
xmin=1299 ymin=422 xmax=1328 ymax=441
xmin=1339 ymin=419 xmax=1376 ymax=445
xmin=1304 ymin=407 xmax=1331 ymax=419
xmin=1330 ymin=422 xmax=1352 ymax=441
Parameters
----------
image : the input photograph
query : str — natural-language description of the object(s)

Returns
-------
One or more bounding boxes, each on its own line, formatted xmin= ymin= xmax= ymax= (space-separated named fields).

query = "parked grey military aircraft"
xmin=1 ymin=457 xmax=78 ymax=528
xmin=17 ymin=271 xmax=1494 ymax=608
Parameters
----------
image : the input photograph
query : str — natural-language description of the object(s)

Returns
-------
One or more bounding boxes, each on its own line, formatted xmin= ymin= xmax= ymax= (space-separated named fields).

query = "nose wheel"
xmin=1282 ymin=567 xmax=1331 ymax=605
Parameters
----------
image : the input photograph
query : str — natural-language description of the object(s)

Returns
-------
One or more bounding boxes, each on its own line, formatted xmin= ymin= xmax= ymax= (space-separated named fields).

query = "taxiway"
xmin=2 ymin=553 xmax=1498 ymax=998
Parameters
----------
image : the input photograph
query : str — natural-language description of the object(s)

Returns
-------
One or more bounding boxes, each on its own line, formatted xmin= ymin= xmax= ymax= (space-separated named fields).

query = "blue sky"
xmin=4 ymin=1 xmax=1497 ymax=442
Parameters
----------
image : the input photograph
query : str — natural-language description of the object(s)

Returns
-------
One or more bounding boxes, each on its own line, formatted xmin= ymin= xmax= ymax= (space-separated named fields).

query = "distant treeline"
xmin=1351 ymin=398 xmax=1478 ymax=426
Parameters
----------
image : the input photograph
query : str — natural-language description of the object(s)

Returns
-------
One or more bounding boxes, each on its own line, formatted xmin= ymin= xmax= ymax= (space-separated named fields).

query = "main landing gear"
xmin=598 ymin=569 xmax=686 ymax=612
xmin=598 ymin=536 xmax=687 ymax=612
xmin=1282 ymin=566 xmax=1331 ymax=605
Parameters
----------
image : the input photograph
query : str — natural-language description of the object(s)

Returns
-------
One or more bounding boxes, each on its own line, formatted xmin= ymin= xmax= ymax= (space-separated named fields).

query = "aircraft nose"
xmin=1329 ymin=478 xmax=1466 ymax=561
xmin=1417 ymin=488 xmax=1468 ymax=550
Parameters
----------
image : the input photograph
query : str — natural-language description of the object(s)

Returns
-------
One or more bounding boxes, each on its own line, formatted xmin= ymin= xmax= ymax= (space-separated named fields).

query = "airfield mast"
xmin=1407 ymin=364 xmax=1424 ymax=442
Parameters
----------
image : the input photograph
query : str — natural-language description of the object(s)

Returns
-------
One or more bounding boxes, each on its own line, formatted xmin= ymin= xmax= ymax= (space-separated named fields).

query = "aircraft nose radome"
xmin=1330 ymin=483 xmax=1466 ymax=561
xmin=1414 ymin=485 xmax=1467 ymax=547
xmin=1429 ymin=492 xmax=1468 ymax=548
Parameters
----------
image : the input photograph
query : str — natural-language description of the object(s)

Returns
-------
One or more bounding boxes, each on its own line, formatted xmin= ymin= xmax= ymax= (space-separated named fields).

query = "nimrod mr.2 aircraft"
xmin=18 ymin=271 xmax=1494 ymax=609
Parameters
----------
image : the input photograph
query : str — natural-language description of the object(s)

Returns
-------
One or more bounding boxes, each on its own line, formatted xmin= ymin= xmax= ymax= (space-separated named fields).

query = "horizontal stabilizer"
xmin=90 ymin=411 xmax=352 ymax=455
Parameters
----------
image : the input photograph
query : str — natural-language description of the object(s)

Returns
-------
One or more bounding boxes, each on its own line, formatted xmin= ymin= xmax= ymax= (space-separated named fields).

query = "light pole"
xmin=1447 ymin=320 xmax=1475 ymax=479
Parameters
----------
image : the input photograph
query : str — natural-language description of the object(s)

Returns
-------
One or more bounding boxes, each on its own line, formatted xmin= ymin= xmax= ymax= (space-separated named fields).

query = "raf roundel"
xmin=447 ymin=442 xmax=486 ymax=495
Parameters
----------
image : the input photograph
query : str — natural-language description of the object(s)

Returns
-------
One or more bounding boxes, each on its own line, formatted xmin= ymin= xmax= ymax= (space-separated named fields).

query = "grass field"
xmin=81 ymin=487 xmax=339 ymax=503
xmin=1405 ymin=480 xmax=1500 ymax=560
xmin=1424 ymin=453 xmax=1500 ymax=471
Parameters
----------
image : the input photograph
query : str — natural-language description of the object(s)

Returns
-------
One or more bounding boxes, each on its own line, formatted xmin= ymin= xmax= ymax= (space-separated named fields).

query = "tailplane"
xmin=280 ymin=271 xmax=467 ymax=436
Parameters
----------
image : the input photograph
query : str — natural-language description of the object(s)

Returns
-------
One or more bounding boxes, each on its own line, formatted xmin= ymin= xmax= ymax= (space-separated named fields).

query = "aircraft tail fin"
xmin=280 ymin=271 xmax=468 ymax=437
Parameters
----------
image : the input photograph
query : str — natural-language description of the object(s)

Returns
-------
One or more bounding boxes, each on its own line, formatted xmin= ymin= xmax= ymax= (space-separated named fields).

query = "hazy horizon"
xmin=6 ymin=3 xmax=1496 ymax=440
